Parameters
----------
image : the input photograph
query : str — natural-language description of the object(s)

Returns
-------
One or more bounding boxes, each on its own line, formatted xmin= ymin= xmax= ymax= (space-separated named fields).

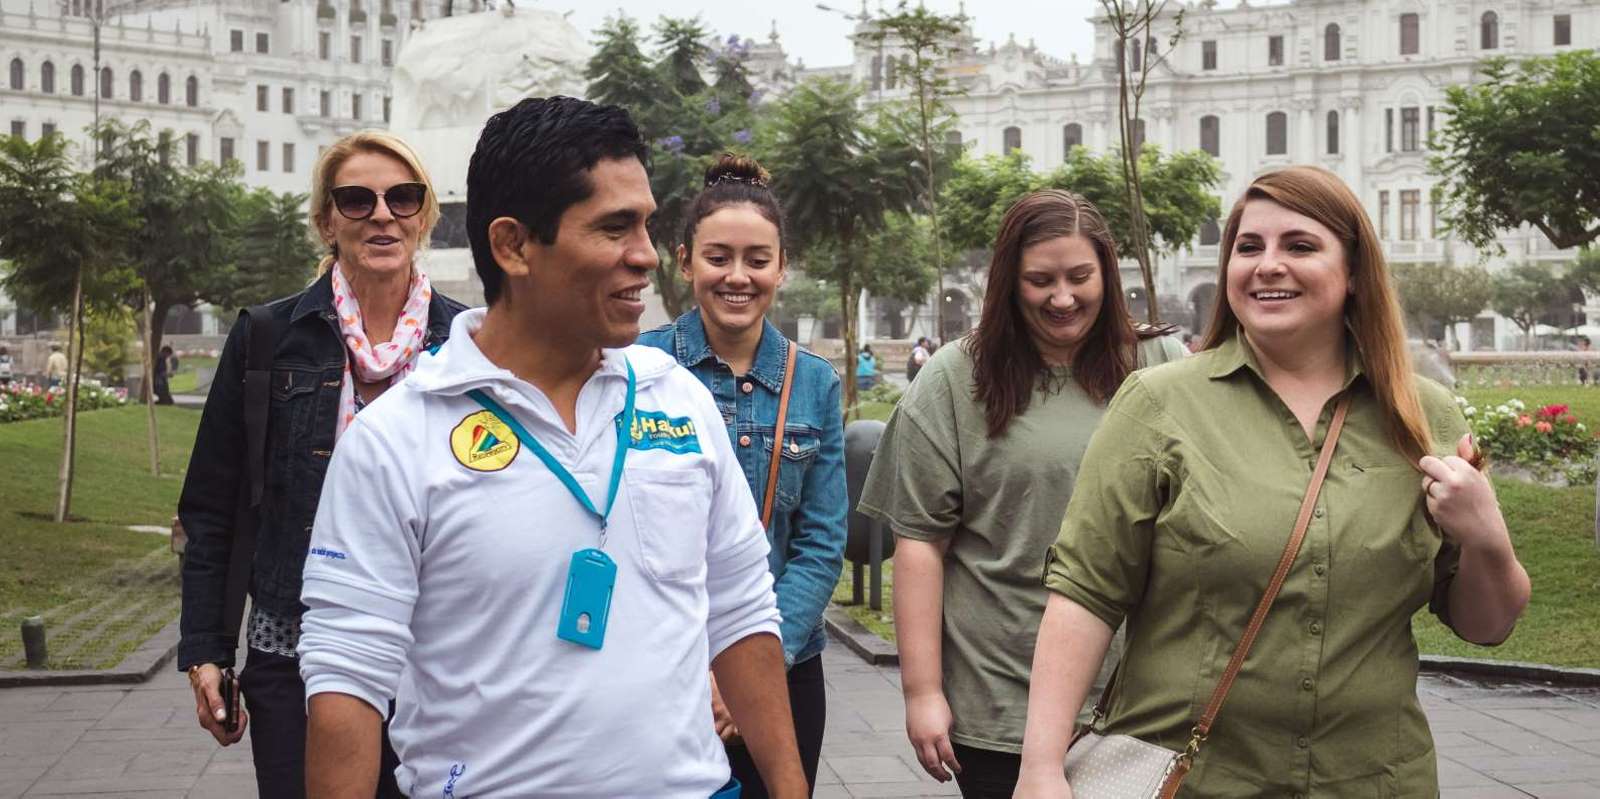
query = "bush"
xmin=860 ymin=381 xmax=903 ymax=406
xmin=0 ymin=380 xmax=127 ymax=424
xmin=1458 ymin=395 xmax=1599 ymax=485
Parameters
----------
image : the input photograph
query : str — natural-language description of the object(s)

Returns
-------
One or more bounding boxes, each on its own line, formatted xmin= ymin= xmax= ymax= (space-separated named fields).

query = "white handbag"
xmin=1063 ymin=398 xmax=1351 ymax=799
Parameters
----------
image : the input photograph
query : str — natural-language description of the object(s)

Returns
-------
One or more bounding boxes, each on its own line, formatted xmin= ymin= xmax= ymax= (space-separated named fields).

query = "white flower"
xmin=1496 ymin=405 xmax=1512 ymax=415
xmin=1579 ymin=424 xmax=1588 ymax=432
xmin=1509 ymin=399 xmax=1526 ymax=410
xmin=1463 ymin=407 xmax=1476 ymax=417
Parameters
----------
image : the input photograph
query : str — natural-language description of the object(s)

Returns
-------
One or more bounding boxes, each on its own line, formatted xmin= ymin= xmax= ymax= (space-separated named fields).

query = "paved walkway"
xmin=2 ymin=639 xmax=1598 ymax=797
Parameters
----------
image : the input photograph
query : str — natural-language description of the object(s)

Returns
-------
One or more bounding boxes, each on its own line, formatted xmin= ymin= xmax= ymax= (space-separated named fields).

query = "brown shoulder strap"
xmin=1153 ymin=396 xmax=1351 ymax=798
xmin=760 ymin=341 xmax=799 ymax=530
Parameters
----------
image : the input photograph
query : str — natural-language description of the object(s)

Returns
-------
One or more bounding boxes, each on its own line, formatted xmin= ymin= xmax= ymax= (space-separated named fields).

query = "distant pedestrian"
xmin=44 ymin=343 xmax=67 ymax=388
xmin=856 ymin=345 xmax=877 ymax=391
xmin=0 ymin=344 xmax=12 ymax=386
xmin=153 ymin=346 xmax=177 ymax=405
xmin=1578 ymin=337 xmax=1592 ymax=385
xmin=907 ymin=337 xmax=932 ymax=382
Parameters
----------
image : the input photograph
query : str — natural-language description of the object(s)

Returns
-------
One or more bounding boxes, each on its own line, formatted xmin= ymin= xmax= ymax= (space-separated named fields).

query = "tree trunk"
xmin=840 ymin=266 xmax=858 ymax=420
xmin=652 ymin=264 xmax=689 ymax=320
xmin=143 ymin=290 xmax=160 ymax=477
xmin=54 ymin=269 xmax=84 ymax=523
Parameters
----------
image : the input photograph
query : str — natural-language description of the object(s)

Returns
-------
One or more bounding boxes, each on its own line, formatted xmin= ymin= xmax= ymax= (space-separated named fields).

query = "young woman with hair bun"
xmin=639 ymin=153 xmax=847 ymax=798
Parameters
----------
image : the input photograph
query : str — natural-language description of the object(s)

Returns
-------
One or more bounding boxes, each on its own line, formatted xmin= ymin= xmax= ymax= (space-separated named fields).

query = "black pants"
xmin=154 ymin=375 xmax=173 ymax=404
xmin=239 ymin=647 xmax=403 ymax=799
xmin=725 ymin=653 xmax=826 ymax=798
xmin=949 ymin=742 xmax=1021 ymax=799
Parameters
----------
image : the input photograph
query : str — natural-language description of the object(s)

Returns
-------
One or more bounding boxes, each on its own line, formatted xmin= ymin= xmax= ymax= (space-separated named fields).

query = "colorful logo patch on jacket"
xmin=628 ymin=410 xmax=701 ymax=454
xmin=450 ymin=410 xmax=520 ymax=472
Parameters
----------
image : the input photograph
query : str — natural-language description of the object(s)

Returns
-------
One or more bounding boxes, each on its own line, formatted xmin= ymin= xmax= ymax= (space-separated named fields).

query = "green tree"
xmin=1492 ymin=262 xmax=1569 ymax=349
xmin=208 ymin=187 xmax=318 ymax=309
xmin=654 ymin=17 xmax=711 ymax=98
xmin=1431 ymin=51 xmax=1600 ymax=251
xmin=942 ymin=152 xmax=1041 ymax=252
xmin=861 ymin=1 xmax=966 ymax=337
xmin=585 ymin=14 xmax=665 ymax=131
xmin=0 ymin=131 xmax=139 ymax=520
xmin=760 ymin=78 xmax=918 ymax=412
xmin=1391 ymin=261 xmax=1493 ymax=349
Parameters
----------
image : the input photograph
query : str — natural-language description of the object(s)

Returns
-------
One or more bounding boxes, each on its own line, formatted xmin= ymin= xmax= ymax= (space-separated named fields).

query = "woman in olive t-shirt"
xmin=856 ymin=190 xmax=1184 ymax=799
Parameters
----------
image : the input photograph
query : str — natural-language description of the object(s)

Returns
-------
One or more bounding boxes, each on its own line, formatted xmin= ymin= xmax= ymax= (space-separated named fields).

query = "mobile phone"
xmin=219 ymin=667 xmax=240 ymax=732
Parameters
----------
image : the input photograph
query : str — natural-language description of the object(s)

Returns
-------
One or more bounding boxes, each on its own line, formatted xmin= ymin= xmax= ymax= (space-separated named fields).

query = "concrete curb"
xmin=824 ymin=606 xmax=898 ymax=667
xmin=825 ymin=607 xmax=1600 ymax=687
xmin=0 ymin=616 xmax=179 ymax=689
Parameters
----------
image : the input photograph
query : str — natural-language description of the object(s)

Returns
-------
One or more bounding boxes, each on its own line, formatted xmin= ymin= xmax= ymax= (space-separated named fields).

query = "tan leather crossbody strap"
xmin=1195 ymin=396 xmax=1351 ymax=736
xmin=760 ymin=341 xmax=799 ymax=530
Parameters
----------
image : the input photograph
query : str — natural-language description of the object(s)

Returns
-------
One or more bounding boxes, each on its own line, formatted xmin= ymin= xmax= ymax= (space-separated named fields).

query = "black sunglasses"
xmin=330 ymin=182 xmax=427 ymax=220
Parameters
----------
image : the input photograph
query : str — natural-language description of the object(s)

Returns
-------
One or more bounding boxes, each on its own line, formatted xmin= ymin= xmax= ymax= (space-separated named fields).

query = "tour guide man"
xmin=296 ymin=96 xmax=808 ymax=798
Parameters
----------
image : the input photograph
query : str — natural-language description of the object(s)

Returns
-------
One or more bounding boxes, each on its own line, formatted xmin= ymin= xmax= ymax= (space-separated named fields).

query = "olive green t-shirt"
xmin=1045 ymin=332 xmax=1471 ymax=796
xmin=857 ymin=334 xmax=1186 ymax=753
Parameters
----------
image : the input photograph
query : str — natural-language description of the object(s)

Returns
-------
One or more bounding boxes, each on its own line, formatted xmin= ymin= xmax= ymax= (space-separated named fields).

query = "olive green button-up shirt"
xmin=1046 ymin=333 xmax=1470 ymax=797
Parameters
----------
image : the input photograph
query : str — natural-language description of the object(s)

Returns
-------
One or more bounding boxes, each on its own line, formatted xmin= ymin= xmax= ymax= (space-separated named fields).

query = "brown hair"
xmin=682 ymin=153 xmax=786 ymax=256
xmin=968 ymin=189 xmax=1168 ymax=438
xmin=308 ymin=130 xmax=442 ymax=276
xmin=1200 ymin=165 xmax=1432 ymax=463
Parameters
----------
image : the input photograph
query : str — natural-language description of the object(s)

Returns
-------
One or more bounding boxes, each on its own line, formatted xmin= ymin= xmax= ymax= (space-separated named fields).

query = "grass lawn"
xmin=853 ymin=401 xmax=897 ymax=423
xmin=834 ymin=478 xmax=1600 ymax=669
xmin=167 ymin=355 xmax=220 ymax=395
xmin=833 ymin=559 xmax=895 ymax=642
xmin=0 ymin=405 xmax=200 ymax=669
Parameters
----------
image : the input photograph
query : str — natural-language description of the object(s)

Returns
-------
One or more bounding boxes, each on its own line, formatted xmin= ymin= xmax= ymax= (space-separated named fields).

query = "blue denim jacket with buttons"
xmin=639 ymin=311 xmax=847 ymax=666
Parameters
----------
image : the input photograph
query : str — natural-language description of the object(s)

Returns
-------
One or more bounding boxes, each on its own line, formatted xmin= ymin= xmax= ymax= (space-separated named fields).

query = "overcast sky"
xmin=548 ymin=0 xmax=1203 ymax=70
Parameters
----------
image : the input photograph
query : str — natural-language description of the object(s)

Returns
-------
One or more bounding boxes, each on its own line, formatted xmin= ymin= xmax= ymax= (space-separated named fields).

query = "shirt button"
xmin=1309 ymin=621 xmax=1323 ymax=636
xmin=1296 ymin=736 xmax=1309 ymax=749
xmin=1301 ymin=677 xmax=1314 ymax=691
xmin=741 ymin=381 xmax=754 ymax=394
xmin=1314 ymin=564 xmax=1327 ymax=576
xmin=1313 ymin=507 xmax=1325 ymax=519
xmin=738 ymin=435 xmax=751 ymax=447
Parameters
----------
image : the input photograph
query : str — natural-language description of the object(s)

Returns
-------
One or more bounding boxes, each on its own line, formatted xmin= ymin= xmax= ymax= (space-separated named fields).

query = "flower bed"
xmin=0 ymin=380 xmax=127 ymax=424
xmin=1458 ymin=396 xmax=1599 ymax=485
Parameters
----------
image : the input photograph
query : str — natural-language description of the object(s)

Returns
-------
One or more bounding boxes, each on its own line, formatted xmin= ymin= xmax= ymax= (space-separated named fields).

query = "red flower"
xmin=1516 ymin=415 xmax=1533 ymax=428
xmin=1538 ymin=403 xmax=1570 ymax=419
xmin=1536 ymin=421 xmax=1554 ymax=434
xmin=1564 ymin=414 xmax=1579 ymax=425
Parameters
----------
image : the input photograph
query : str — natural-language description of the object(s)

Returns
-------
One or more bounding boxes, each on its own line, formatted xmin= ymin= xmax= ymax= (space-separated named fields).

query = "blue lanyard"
xmin=466 ymin=358 xmax=636 ymax=539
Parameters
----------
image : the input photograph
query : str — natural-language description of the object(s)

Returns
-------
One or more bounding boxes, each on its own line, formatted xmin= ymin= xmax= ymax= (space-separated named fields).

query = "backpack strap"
xmin=221 ymin=305 xmax=276 ymax=652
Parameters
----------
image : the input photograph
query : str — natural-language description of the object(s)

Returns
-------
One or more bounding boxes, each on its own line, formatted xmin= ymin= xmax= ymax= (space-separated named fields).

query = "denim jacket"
xmin=638 ymin=311 xmax=847 ymax=667
xmin=177 ymin=270 xmax=467 ymax=670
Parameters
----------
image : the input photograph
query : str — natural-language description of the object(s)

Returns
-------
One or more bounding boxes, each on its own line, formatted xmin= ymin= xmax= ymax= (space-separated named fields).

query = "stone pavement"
xmin=2 ymin=638 xmax=1599 ymax=797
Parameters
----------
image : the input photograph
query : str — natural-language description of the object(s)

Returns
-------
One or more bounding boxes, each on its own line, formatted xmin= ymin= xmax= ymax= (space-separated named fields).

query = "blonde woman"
xmin=1015 ymin=166 xmax=1529 ymax=798
xmin=178 ymin=131 xmax=466 ymax=799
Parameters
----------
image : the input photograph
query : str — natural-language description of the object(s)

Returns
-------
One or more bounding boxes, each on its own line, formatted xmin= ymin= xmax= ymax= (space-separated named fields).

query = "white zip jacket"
xmin=298 ymin=308 xmax=781 ymax=798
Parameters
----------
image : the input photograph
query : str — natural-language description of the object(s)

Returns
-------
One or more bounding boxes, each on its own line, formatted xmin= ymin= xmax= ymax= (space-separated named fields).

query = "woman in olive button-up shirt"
xmin=1015 ymin=167 xmax=1530 ymax=798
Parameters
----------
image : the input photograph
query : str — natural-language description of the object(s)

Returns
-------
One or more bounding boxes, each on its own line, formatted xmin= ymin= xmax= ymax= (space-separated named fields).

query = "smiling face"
xmin=1016 ymin=234 xmax=1105 ymax=365
xmin=318 ymin=151 xmax=425 ymax=279
xmin=519 ymin=157 xmax=659 ymax=349
xmin=1225 ymin=198 xmax=1350 ymax=348
xmin=679 ymin=204 xmax=784 ymax=340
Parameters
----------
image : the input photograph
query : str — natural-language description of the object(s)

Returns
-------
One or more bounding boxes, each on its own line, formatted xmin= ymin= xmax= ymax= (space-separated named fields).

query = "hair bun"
xmin=704 ymin=153 xmax=771 ymax=189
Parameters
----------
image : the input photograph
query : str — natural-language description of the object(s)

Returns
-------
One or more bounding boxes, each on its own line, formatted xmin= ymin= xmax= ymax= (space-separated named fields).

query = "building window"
xmin=256 ymin=140 xmax=269 ymax=172
xmin=129 ymin=69 xmax=141 ymax=102
xmin=42 ymin=122 xmax=56 ymax=139
xmin=944 ymin=129 xmax=962 ymax=159
xmin=157 ymin=130 xmax=171 ymax=166
xmin=283 ymin=87 xmax=295 ymax=114
xmin=71 ymin=64 xmax=84 ymax=96
xmin=1266 ymin=111 xmax=1287 ymax=156
xmin=1400 ymin=13 xmax=1419 ymax=55
xmin=1400 ymin=189 xmax=1420 ymax=241
xmin=186 ymin=76 xmax=198 ymax=106
xmin=1326 ymin=110 xmax=1339 ymax=155
xmin=869 ymin=55 xmax=883 ymax=91
xmin=1431 ymin=186 xmax=1443 ymax=237
xmin=10 ymin=120 xmax=24 ymax=139
xmin=1199 ymin=115 xmax=1219 ymax=157
xmin=352 ymin=94 xmax=362 ymax=120
xmin=1481 ymin=12 xmax=1499 ymax=50
xmin=1325 ymin=24 xmax=1341 ymax=61
xmin=382 ymin=39 xmax=393 ymax=66
xmin=9 ymin=58 xmax=23 ymax=90
xmin=99 ymin=67 xmax=112 ymax=99
xmin=1131 ymin=118 xmax=1145 ymax=152
xmin=1063 ymin=123 xmax=1083 ymax=155
xmin=1268 ymin=35 xmax=1284 ymax=66
xmin=319 ymin=32 xmax=331 ymax=60
xmin=220 ymin=137 xmax=235 ymax=164
xmin=40 ymin=61 xmax=54 ymax=94
xmin=186 ymin=133 xmax=198 ymax=167
xmin=1555 ymin=15 xmax=1572 ymax=47
xmin=383 ymin=95 xmax=391 ymax=123
xmin=1378 ymin=190 xmax=1390 ymax=239
xmin=1401 ymin=106 xmax=1420 ymax=152
xmin=283 ymin=142 xmax=294 ymax=173
xmin=1130 ymin=40 xmax=1143 ymax=73
xmin=320 ymin=90 xmax=331 ymax=117
xmin=256 ymin=32 xmax=270 ymax=54
xmin=1199 ymin=218 xmax=1221 ymax=246
xmin=1386 ymin=108 xmax=1394 ymax=152
xmin=1427 ymin=106 xmax=1436 ymax=145
xmin=1202 ymin=40 xmax=1217 ymax=70
xmin=1003 ymin=126 xmax=1021 ymax=155
xmin=158 ymin=72 xmax=170 ymax=104
xmin=257 ymin=84 xmax=269 ymax=112
xmin=230 ymin=29 xmax=244 ymax=52
xmin=351 ymin=35 xmax=362 ymax=64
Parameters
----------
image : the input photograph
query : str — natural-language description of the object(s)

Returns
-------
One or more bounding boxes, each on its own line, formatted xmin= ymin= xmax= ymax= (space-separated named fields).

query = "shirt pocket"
xmin=626 ymin=466 xmax=711 ymax=583
xmin=774 ymin=429 xmax=820 ymax=511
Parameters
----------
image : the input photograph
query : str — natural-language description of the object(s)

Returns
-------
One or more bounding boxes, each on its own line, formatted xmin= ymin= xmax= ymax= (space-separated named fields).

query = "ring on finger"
xmin=1424 ymin=478 xmax=1441 ymax=497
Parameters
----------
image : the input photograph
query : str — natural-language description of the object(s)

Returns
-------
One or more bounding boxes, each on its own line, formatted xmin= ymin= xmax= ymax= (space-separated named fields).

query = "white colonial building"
xmin=0 ymin=0 xmax=432 ymax=338
xmin=815 ymin=0 xmax=1597 ymax=350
